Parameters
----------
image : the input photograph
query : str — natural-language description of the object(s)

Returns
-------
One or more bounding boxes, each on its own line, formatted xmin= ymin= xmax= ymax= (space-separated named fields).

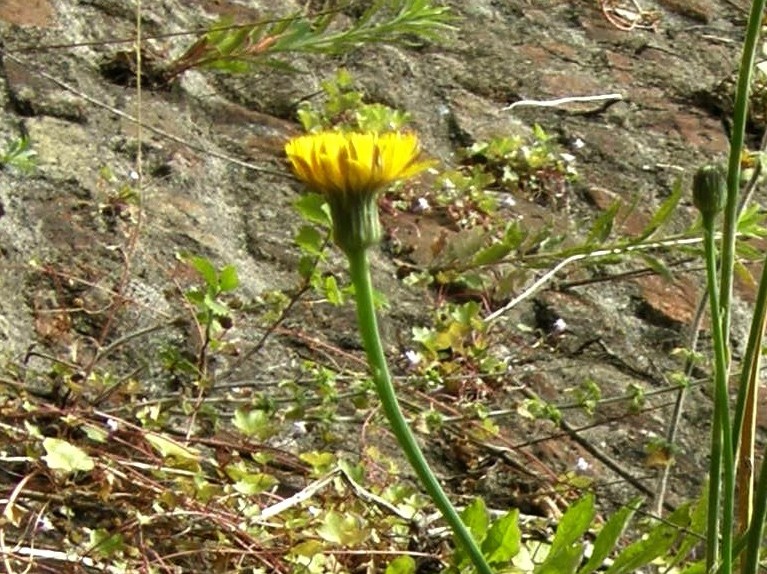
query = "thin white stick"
xmin=258 ymin=470 xmax=339 ymax=521
xmin=503 ymin=93 xmax=623 ymax=111
xmin=483 ymin=235 xmax=709 ymax=323
xmin=0 ymin=545 xmax=115 ymax=572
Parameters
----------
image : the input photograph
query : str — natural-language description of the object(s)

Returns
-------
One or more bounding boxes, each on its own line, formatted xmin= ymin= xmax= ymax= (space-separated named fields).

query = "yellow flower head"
xmin=285 ymin=131 xmax=432 ymax=196
xmin=285 ymin=131 xmax=434 ymax=254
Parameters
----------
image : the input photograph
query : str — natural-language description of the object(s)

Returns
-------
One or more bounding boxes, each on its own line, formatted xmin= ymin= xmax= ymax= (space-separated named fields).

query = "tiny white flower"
xmin=413 ymin=197 xmax=430 ymax=213
xmin=405 ymin=350 xmax=422 ymax=366
xmin=128 ymin=170 xmax=139 ymax=181
xmin=36 ymin=515 xmax=55 ymax=532
xmin=106 ymin=418 xmax=119 ymax=432
xmin=502 ymin=195 xmax=517 ymax=207
xmin=572 ymin=138 xmax=585 ymax=150
xmin=292 ymin=421 xmax=308 ymax=435
xmin=552 ymin=318 xmax=567 ymax=334
xmin=575 ymin=457 xmax=590 ymax=472
xmin=560 ymin=153 xmax=576 ymax=163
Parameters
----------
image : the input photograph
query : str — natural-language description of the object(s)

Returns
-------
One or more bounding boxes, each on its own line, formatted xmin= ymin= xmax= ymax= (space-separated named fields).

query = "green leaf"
xmin=233 ymin=408 xmax=275 ymax=441
xmin=577 ymin=497 xmax=641 ymax=574
xmin=472 ymin=242 xmax=513 ymax=267
xmin=481 ymin=508 xmax=521 ymax=564
xmin=187 ymin=255 xmax=218 ymax=289
xmin=295 ymin=224 xmax=326 ymax=256
xmin=323 ymin=274 xmax=344 ymax=305
xmin=295 ymin=193 xmax=332 ymax=227
xmin=316 ymin=510 xmax=368 ymax=545
xmin=89 ymin=529 xmax=124 ymax=558
xmin=42 ymin=437 xmax=94 ymax=473
xmin=639 ymin=178 xmax=683 ymax=240
xmin=667 ymin=486 xmax=707 ymax=569
xmin=678 ymin=560 xmax=706 ymax=574
xmin=203 ymin=293 xmax=230 ymax=317
xmin=536 ymin=543 xmax=583 ymax=574
xmin=638 ymin=253 xmax=673 ymax=282
xmin=145 ymin=432 xmax=201 ymax=463
xmin=219 ymin=265 xmax=239 ymax=292
xmin=386 ymin=555 xmax=416 ymax=574
xmin=297 ymin=254 xmax=317 ymax=282
xmin=586 ymin=201 xmax=620 ymax=244
xmin=550 ymin=494 xmax=595 ymax=556
xmin=300 ymin=450 xmax=336 ymax=474
xmin=184 ymin=288 xmax=205 ymax=307
xmin=604 ymin=503 xmax=689 ymax=574
xmin=461 ymin=498 xmax=490 ymax=543
xmin=233 ymin=472 xmax=278 ymax=495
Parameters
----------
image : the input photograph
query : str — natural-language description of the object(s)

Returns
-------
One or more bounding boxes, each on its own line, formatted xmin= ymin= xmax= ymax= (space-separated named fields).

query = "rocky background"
xmin=0 ymin=0 xmax=762 ymax=566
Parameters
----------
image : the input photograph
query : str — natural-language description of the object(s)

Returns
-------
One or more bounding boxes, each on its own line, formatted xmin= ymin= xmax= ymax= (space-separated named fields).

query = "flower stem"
xmin=346 ymin=247 xmax=493 ymax=574
xmin=702 ymin=214 xmax=734 ymax=574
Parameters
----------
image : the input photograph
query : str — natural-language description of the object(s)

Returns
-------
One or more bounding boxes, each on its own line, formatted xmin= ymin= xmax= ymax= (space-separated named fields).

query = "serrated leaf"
xmin=219 ymin=265 xmax=239 ymax=292
xmin=386 ymin=555 xmax=416 ymax=574
xmin=295 ymin=193 xmax=332 ymax=227
xmin=42 ymin=437 xmax=94 ymax=473
xmin=577 ymin=497 xmax=641 ymax=574
xmin=203 ymin=293 xmax=230 ymax=317
xmin=323 ymin=274 xmax=344 ymax=305
xmin=233 ymin=408 xmax=275 ymax=441
xmin=639 ymin=178 xmax=682 ymax=240
xmin=295 ymin=224 xmax=326 ymax=256
xmin=481 ymin=508 xmax=521 ymax=564
xmin=188 ymin=256 xmax=218 ymax=288
xmin=550 ymin=494 xmax=595 ymax=556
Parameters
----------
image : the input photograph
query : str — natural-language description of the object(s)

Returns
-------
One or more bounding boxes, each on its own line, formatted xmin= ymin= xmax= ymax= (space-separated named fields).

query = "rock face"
xmin=0 ymin=0 xmax=756 ymax=520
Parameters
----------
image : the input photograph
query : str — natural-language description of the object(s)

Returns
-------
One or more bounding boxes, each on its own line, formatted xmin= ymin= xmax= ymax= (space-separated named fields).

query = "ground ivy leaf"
xmin=233 ymin=408 xmax=274 ymax=440
xmin=42 ymin=437 xmax=94 ymax=473
xmin=385 ymin=555 xmax=416 ymax=574
xmin=233 ymin=473 xmax=278 ymax=495
xmin=316 ymin=510 xmax=368 ymax=546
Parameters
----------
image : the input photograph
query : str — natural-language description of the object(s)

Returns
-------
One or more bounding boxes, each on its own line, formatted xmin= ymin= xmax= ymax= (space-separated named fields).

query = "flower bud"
xmin=692 ymin=164 xmax=726 ymax=220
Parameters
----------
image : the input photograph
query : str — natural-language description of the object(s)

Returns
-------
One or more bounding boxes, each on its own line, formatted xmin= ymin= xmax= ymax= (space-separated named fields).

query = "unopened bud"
xmin=692 ymin=164 xmax=726 ymax=219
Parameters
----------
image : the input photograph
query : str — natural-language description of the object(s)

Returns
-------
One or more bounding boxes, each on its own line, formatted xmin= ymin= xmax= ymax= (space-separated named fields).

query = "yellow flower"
xmin=285 ymin=131 xmax=431 ymax=194
xmin=285 ymin=131 xmax=433 ymax=254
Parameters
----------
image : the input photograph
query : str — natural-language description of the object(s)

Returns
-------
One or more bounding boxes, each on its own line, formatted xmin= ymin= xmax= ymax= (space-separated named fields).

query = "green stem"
xmin=742 ymin=439 xmax=767 ymax=573
xmin=703 ymin=217 xmax=734 ymax=574
xmin=720 ymin=0 xmax=766 ymax=346
xmin=346 ymin=247 xmax=493 ymax=574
